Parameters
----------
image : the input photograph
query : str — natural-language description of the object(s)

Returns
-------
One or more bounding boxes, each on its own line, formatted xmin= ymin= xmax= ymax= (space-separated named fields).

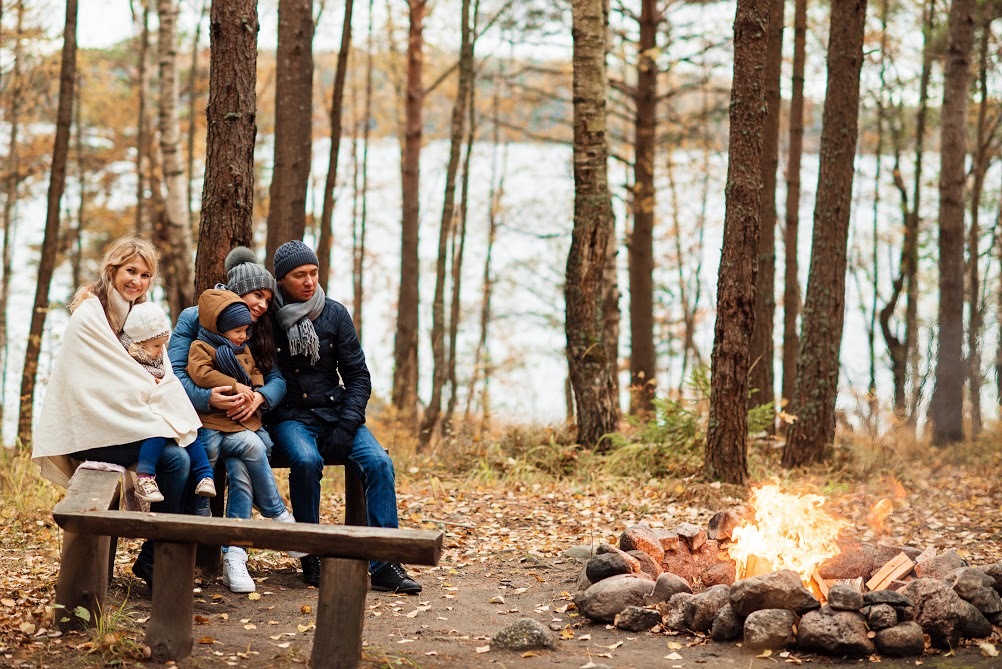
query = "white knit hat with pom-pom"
xmin=124 ymin=302 xmax=171 ymax=343
xmin=225 ymin=246 xmax=278 ymax=297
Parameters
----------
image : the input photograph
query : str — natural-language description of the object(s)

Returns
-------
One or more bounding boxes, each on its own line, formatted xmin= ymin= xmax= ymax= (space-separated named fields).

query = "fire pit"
xmin=571 ymin=484 xmax=1002 ymax=657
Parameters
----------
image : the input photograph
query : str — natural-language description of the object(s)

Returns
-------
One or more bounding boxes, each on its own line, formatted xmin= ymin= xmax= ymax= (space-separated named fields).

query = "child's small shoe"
xmin=274 ymin=510 xmax=307 ymax=558
xmin=136 ymin=476 xmax=165 ymax=503
xmin=195 ymin=477 xmax=217 ymax=498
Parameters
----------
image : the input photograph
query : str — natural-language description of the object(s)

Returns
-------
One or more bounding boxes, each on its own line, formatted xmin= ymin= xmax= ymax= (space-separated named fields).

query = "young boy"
xmin=121 ymin=302 xmax=216 ymax=503
xmin=188 ymin=289 xmax=301 ymax=592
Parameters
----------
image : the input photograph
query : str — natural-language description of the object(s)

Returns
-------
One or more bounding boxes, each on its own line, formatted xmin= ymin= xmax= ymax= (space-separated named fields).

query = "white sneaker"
xmin=136 ymin=476 xmax=165 ymax=503
xmin=195 ymin=477 xmax=217 ymax=498
xmin=222 ymin=548 xmax=255 ymax=593
xmin=274 ymin=510 xmax=307 ymax=559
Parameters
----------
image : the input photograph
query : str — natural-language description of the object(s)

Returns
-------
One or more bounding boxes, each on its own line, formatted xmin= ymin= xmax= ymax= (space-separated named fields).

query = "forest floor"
xmin=4 ymin=430 xmax=1002 ymax=668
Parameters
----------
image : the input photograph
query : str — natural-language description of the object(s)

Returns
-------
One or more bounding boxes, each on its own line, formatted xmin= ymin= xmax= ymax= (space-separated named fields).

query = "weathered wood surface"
xmin=53 ymin=469 xmax=122 ymax=513
xmin=312 ymin=558 xmax=369 ymax=669
xmin=146 ymin=542 xmax=196 ymax=662
xmin=53 ymin=510 xmax=443 ymax=565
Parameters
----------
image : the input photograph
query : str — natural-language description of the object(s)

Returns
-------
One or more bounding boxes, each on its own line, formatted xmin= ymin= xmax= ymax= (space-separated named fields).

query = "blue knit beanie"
xmin=216 ymin=301 xmax=252 ymax=335
xmin=273 ymin=240 xmax=320 ymax=280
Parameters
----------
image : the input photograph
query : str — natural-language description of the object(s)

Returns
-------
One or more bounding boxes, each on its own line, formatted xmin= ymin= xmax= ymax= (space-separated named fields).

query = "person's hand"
xmin=323 ymin=424 xmax=356 ymax=458
xmin=233 ymin=383 xmax=254 ymax=401
xmin=208 ymin=385 xmax=246 ymax=411
xmin=227 ymin=391 xmax=265 ymax=422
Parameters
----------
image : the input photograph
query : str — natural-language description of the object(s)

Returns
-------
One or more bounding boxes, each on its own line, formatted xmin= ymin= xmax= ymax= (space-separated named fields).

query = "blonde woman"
xmin=32 ymin=236 xmax=202 ymax=591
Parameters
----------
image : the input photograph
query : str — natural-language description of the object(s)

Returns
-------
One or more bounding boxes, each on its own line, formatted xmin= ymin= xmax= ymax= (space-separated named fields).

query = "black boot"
xmin=301 ymin=555 xmax=321 ymax=586
xmin=370 ymin=563 xmax=421 ymax=594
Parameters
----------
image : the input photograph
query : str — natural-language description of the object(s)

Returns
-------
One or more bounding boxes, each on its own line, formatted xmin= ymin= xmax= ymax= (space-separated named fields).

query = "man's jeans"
xmin=199 ymin=428 xmax=286 ymax=520
xmin=74 ymin=440 xmax=191 ymax=569
xmin=269 ymin=421 xmax=399 ymax=571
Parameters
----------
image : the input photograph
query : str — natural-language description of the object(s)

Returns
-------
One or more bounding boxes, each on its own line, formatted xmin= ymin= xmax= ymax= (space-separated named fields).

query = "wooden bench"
xmin=53 ymin=469 xmax=442 ymax=669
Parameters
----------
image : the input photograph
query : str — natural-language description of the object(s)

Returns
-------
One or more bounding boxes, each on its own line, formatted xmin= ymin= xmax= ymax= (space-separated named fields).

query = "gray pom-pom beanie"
xmin=225 ymin=246 xmax=278 ymax=297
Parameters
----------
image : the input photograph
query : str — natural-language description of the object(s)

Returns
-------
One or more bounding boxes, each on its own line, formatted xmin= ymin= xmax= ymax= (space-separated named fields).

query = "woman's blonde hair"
xmin=69 ymin=237 xmax=160 ymax=326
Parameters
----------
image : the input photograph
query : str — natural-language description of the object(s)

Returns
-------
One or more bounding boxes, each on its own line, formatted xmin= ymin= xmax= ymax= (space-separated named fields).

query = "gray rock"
xmin=743 ymin=609 xmax=797 ymax=651
xmin=710 ymin=604 xmax=743 ymax=642
xmin=863 ymin=590 xmax=914 ymax=608
xmin=729 ymin=569 xmax=821 ymax=617
xmin=914 ymin=549 xmax=966 ymax=579
xmin=959 ymin=599 xmax=993 ymax=638
xmin=981 ymin=562 xmax=1002 ymax=593
xmin=988 ymin=610 xmax=1002 ymax=626
xmin=965 ymin=586 xmax=1002 ymax=615
xmin=663 ymin=592 xmax=697 ymax=631
xmin=827 ymin=583 xmax=864 ymax=611
xmin=690 ymin=584 xmax=731 ymax=633
xmin=575 ymin=566 xmax=591 ymax=592
xmin=675 ymin=522 xmax=706 ymax=551
xmin=596 ymin=543 xmax=620 ymax=556
xmin=946 ymin=566 xmax=996 ymax=599
xmin=492 ymin=618 xmax=557 ymax=651
xmin=900 ymin=578 xmax=969 ymax=648
xmin=563 ymin=545 xmax=596 ymax=560
xmin=614 ymin=605 xmax=662 ymax=632
xmin=627 ymin=549 xmax=663 ymax=580
xmin=796 ymin=606 xmax=875 ymax=656
xmin=867 ymin=603 xmax=898 ymax=630
xmin=574 ymin=573 xmax=656 ymax=623
xmin=620 ymin=523 xmax=665 ymax=563
xmin=874 ymin=621 xmax=925 ymax=657
xmin=707 ymin=508 xmax=744 ymax=542
xmin=586 ymin=551 xmax=641 ymax=583
xmin=645 ymin=572 xmax=692 ymax=606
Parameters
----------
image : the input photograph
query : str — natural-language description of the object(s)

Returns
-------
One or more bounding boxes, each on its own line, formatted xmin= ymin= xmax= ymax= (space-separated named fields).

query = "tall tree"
xmin=748 ymin=0 xmax=784 ymax=421
xmin=18 ymin=0 xmax=78 ymax=447
xmin=194 ymin=0 xmax=258 ymax=292
xmin=187 ymin=0 xmax=208 ymax=230
xmin=419 ymin=0 xmax=474 ymax=448
xmin=391 ymin=0 xmax=427 ymax=420
xmin=566 ymin=0 xmax=619 ymax=448
xmin=782 ymin=0 xmax=868 ymax=467
xmin=134 ymin=3 xmax=152 ymax=235
xmin=627 ymin=0 xmax=660 ymax=415
xmin=781 ymin=0 xmax=807 ymax=411
xmin=265 ymin=0 xmax=314 ymax=267
xmin=157 ymin=0 xmax=196 ymax=317
xmin=703 ymin=0 xmax=771 ymax=484
xmin=317 ymin=0 xmax=354 ymax=289
xmin=928 ymin=0 xmax=975 ymax=445
xmin=352 ymin=0 xmax=376 ymax=341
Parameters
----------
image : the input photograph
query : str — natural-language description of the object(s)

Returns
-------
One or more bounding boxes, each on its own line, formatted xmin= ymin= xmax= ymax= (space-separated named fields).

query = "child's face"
xmin=140 ymin=334 xmax=170 ymax=359
xmin=223 ymin=325 xmax=250 ymax=347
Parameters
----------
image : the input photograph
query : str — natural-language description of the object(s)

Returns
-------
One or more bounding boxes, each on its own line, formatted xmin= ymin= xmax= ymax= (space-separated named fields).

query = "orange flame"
xmin=866 ymin=498 xmax=894 ymax=535
xmin=728 ymin=484 xmax=850 ymax=585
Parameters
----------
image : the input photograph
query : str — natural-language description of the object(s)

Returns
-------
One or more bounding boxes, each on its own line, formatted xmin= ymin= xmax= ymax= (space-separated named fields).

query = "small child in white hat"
xmin=122 ymin=302 xmax=217 ymax=503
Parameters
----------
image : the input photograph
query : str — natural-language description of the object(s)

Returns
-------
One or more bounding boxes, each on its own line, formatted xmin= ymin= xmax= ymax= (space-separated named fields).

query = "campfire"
xmin=571 ymin=482 xmax=1002 ymax=658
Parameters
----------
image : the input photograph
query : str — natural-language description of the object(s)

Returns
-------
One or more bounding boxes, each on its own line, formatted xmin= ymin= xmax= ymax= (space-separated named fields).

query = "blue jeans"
xmin=269 ymin=421 xmax=399 ymax=571
xmin=137 ymin=436 xmax=213 ymax=481
xmin=74 ymin=440 xmax=192 ymax=569
xmin=199 ymin=428 xmax=287 ymax=520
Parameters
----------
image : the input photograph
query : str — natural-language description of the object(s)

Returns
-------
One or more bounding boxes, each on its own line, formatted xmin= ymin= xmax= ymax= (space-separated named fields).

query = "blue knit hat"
xmin=273 ymin=240 xmax=320 ymax=280
xmin=216 ymin=301 xmax=252 ymax=334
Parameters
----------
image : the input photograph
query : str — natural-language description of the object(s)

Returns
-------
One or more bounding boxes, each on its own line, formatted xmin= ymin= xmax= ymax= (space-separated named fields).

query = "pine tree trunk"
xmin=187 ymin=0 xmax=207 ymax=231
xmin=18 ymin=0 xmax=77 ymax=448
xmin=929 ymin=0 xmax=975 ymax=445
xmin=748 ymin=0 xmax=784 ymax=422
xmin=265 ymin=0 xmax=314 ymax=267
xmin=72 ymin=71 xmax=85 ymax=293
xmin=781 ymin=0 xmax=868 ymax=467
xmin=627 ymin=0 xmax=659 ymax=415
xmin=419 ymin=0 xmax=473 ymax=448
xmin=317 ymin=0 xmax=354 ymax=289
xmin=704 ymin=0 xmax=771 ymax=484
xmin=353 ymin=0 xmax=375 ymax=341
xmin=391 ymin=0 xmax=426 ymax=420
xmin=157 ymin=0 xmax=196 ymax=317
xmin=194 ymin=0 xmax=258 ymax=293
xmin=781 ymin=0 xmax=807 ymax=413
xmin=135 ymin=4 xmax=151 ymax=235
xmin=566 ymin=0 xmax=619 ymax=448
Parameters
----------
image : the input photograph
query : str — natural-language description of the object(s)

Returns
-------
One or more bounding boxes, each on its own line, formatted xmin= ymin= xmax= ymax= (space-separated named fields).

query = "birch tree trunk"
xmin=134 ymin=4 xmax=151 ymax=235
xmin=18 ymin=0 xmax=78 ymax=448
xmin=704 ymin=0 xmax=771 ymax=484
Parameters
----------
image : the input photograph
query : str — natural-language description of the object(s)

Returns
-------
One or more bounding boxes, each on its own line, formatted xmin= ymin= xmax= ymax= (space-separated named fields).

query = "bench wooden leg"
xmin=311 ymin=557 xmax=368 ymax=669
xmin=344 ymin=468 xmax=367 ymax=526
xmin=146 ymin=542 xmax=196 ymax=662
xmin=56 ymin=531 xmax=111 ymax=631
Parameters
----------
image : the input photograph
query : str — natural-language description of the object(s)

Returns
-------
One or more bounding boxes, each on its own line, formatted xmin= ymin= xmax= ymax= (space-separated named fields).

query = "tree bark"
xmin=187 ymin=0 xmax=208 ymax=231
xmin=781 ymin=0 xmax=868 ymax=467
xmin=704 ymin=0 xmax=771 ymax=484
xmin=748 ymin=0 xmax=784 ymax=422
xmin=18 ymin=0 xmax=78 ymax=448
xmin=929 ymin=0 xmax=975 ymax=445
xmin=391 ymin=0 xmax=426 ymax=420
xmin=627 ymin=0 xmax=659 ymax=415
xmin=352 ymin=0 xmax=375 ymax=342
xmin=265 ymin=0 xmax=314 ymax=268
xmin=419 ymin=0 xmax=473 ymax=448
xmin=134 ymin=4 xmax=151 ymax=236
xmin=194 ymin=0 xmax=258 ymax=294
xmin=317 ymin=0 xmax=354 ymax=289
xmin=781 ymin=0 xmax=807 ymax=413
xmin=157 ymin=0 xmax=196 ymax=318
xmin=566 ymin=0 xmax=619 ymax=448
